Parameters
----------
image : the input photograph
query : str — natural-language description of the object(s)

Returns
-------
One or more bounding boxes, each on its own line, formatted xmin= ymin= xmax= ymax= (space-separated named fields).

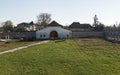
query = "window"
xmin=44 ymin=35 xmax=46 ymax=37
xmin=40 ymin=35 xmax=42 ymax=37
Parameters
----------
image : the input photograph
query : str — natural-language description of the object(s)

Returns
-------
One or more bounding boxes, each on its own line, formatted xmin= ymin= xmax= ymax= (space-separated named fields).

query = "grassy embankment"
xmin=0 ymin=39 xmax=120 ymax=75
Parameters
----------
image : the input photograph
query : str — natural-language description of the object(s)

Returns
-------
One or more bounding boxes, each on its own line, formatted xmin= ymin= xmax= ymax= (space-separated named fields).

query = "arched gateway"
xmin=50 ymin=31 xmax=58 ymax=39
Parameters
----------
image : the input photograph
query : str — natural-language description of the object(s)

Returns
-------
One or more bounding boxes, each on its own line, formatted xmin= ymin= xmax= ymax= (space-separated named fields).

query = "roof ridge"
xmin=47 ymin=21 xmax=63 ymax=27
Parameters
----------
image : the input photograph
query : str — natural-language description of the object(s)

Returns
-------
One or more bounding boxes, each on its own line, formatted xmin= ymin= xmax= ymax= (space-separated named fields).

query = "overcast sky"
xmin=0 ymin=0 xmax=120 ymax=26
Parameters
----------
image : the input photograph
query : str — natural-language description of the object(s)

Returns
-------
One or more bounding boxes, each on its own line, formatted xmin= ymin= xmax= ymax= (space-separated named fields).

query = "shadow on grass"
xmin=54 ymin=39 xmax=66 ymax=43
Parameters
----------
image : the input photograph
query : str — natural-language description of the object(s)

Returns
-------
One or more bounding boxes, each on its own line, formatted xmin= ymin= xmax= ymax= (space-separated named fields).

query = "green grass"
xmin=0 ymin=40 xmax=39 ymax=52
xmin=0 ymin=38 xmax=120 ymax=75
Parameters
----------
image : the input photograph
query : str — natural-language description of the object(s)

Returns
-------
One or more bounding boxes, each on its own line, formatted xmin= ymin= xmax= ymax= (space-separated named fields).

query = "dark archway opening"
xmin=50 ymin=31 xmax=58 ymax=39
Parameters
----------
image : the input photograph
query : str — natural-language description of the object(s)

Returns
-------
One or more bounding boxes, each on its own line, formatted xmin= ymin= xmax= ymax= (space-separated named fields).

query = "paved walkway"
xmin=0 ymin=40 xmax=49 ymax=55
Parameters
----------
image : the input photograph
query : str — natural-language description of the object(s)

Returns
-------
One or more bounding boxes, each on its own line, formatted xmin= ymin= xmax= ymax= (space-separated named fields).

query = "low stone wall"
xmin=72 ymin=31 xmax=104 ymax=38
xmin=0 ymin=32 xmax=15 ymax=39
xmin=0 ymin=31 xmax=36 ymax=40
xmin=0 ymin=31 xmax=104 ymax=40
xmin=22 ymin=32 xmax=36 ymax=40
xmin=104 ymin=32 xmax=120 ymax=43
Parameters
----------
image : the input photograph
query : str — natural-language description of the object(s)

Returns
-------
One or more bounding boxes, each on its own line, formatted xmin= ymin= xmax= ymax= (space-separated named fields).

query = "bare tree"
xmin=37 ymin=13 xmax=51 ymax=26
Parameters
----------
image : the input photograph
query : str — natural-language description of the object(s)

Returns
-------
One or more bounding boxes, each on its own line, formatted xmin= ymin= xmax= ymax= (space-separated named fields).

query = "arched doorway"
xmin=50 ymin=31 xmax=58 ymax=39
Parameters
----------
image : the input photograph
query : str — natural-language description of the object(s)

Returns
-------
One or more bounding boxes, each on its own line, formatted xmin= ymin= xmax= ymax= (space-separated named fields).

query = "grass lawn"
xmin=0 ymin=38 xmax=120 ymax=75
xmin=0 ymin=40 xmax=39 ymax=52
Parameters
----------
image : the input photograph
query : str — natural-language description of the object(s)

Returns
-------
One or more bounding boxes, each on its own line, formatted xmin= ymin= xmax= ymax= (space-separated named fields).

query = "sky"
xmin=0 ymin=0 xmax=120 ymax=26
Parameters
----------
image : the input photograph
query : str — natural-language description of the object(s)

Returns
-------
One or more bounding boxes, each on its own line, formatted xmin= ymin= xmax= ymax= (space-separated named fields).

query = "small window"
xmin=40 ymin=35 xmax=42 ymax=37
xmin=44 ymin=35 xmax=46 ymax=37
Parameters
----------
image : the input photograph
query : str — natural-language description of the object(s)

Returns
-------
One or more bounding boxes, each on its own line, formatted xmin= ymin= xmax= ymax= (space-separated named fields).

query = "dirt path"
xmin=0 ymin=40 xmax=49 ymax=55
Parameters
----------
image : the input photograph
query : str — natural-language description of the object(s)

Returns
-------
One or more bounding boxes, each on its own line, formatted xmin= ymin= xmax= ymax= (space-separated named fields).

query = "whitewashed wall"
xmin=36 ymin=27 xmax=72 ymax=39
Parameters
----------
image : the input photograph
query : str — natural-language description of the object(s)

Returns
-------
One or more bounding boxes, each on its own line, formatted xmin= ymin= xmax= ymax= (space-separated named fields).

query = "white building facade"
xmin=36 ymin=21 xmax=72 ymax=40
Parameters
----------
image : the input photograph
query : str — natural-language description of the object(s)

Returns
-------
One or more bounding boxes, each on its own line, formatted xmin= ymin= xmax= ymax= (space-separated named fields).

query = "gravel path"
xmin=0 ymin=40 xmax=49 ymax=55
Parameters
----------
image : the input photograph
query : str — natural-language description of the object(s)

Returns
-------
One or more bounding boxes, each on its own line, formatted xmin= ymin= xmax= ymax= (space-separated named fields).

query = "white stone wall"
xmin=36 ymin=27 xmax=72 ymax=40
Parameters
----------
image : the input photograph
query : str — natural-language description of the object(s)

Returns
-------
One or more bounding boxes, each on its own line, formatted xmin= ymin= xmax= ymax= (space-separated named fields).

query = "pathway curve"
xmin=0 ymin=40 xmax=49 ymax=55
